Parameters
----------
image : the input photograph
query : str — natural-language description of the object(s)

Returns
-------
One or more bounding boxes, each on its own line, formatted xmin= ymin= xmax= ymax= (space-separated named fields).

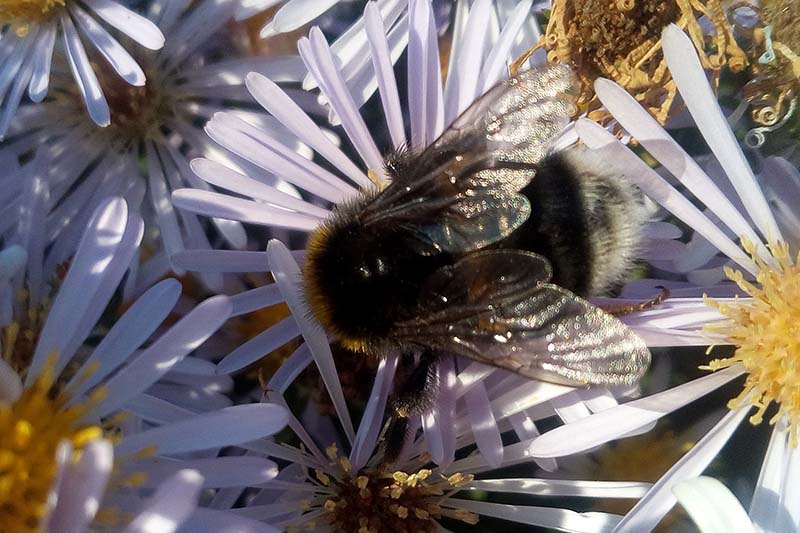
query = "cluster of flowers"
xmin=1 ymin=0 xmax=798 ymax=531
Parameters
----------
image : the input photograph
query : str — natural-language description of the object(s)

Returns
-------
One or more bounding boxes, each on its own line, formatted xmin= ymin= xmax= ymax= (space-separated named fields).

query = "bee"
xmin=302 ymin=64 xmax=651 ymax=460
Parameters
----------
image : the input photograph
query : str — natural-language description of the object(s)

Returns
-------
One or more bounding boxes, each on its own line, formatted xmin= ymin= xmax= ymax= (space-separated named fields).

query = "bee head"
xmin=303 ymin=212 xmax=431 ymax=353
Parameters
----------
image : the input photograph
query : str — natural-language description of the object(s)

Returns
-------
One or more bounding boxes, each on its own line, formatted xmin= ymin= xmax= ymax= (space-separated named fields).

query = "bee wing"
xmin=390 ymin=250 xmax=650 ymax=386
xmin=363 ymin=64 xmax=579 ymax=254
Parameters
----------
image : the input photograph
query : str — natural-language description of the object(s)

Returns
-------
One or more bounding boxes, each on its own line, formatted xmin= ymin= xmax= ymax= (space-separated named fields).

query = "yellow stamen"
xmin=0 ymin=360 xmax=103 ymax=532
xmin=0 ymin=0 xmax=64 ymax=35
xmin=704 ymin=241 xmax=800 ymax=445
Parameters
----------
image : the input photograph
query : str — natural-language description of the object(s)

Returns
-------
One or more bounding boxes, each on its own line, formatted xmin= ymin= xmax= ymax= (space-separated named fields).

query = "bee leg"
xmin=602 ymin=286 xmax=670 ymax=316
xmin=383 ymin=351 xmax=439 ymax=464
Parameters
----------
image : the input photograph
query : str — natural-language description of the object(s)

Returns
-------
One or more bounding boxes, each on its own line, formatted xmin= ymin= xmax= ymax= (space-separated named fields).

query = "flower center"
xmin=0 ymin=0 xmax=64 ymax=35
xmin=291 ymin=446 xmax=478 ymax=533
xmin=0 ymin=361 xmax=104 ymax=532
xmin=544 ymin=0 xmax=746 ymax=123
xmin=100 ymin=64 xmax=173 ymax=143
xmin=704 ymin=241 xmax=800 ymax=445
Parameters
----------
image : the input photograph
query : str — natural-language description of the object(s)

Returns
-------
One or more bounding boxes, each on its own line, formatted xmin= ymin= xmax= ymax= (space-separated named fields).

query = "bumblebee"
xmin=302 ymin=64 xmax=651 ymax=459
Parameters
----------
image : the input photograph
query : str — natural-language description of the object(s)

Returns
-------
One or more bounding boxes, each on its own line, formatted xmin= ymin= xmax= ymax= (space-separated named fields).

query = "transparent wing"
xmin=362 ymin=64 xmax=579 ymax=254
xmin=391 ymin=250 xmax=650 ymax=386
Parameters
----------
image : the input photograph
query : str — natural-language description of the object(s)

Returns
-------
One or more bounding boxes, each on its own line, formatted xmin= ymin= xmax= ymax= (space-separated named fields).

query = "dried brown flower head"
xmin=729 ymin=0 xmax=799 ymax=144
xmin=540 ymin=0 xmax=747 ymax=124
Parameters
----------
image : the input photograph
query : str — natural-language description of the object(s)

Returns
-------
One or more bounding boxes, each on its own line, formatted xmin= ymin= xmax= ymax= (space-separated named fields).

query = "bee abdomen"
xmin=501 ymin=144 xmax=644 ymax=296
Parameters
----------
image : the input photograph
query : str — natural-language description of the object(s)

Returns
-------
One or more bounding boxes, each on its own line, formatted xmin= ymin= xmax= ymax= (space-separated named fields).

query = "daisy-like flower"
xmin=0 ymin=0 xmax=165 ymax=137
xmin=0 ymin=196 xmax=289 ymax=532
xmin=172 ymin=0 xmax=662 ymax=470
xmin=528 ymin=24 xmax=800 ymax=531
xmin=0 ymin=0 xmax=314 ymax=289
xmin=203 ymin=240 xmax=653 ymax=532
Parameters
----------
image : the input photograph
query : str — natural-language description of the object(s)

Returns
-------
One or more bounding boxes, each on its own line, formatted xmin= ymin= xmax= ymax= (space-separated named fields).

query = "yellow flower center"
xmin=288 ymin=445 xmax=478 ymax=533
xmin=0 ymin=360 xmax=104 ymax=532
xmin=704 ymin=241 xmax=800 ymax=445
xmin=0 ymin=0 xmax=64 ymax=36
xmin=544 ymin=0 xmax=746 ymax=124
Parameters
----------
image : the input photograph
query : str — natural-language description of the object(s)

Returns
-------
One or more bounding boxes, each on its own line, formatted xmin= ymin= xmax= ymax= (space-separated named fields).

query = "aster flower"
xmin=0 ymin=196 xmax=289 ymax=531
xmin=0 ymin=0 xmax=314 ymax=289
xmin=527 ymin=25 xmax=800 ymax=531
xmin=172 ymin=0 xmax=661 ymax=470
xmin=198 ymin=239 xmax=653 ymax=532
xmin=0 ymin=0 xmax=165 ymax=137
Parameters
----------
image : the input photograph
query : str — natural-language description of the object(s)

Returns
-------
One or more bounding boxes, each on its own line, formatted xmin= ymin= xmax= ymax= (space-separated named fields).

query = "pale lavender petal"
xmin=69 ymin=3 xmax=146 ymax=86
xmin=83 ymin=0 xmax=165 ymax=49
xmin=662 ymin=24 xmax=783 ymax=243
xmin=135 ymin=457 xmax=278 ymax=489
xmin=42 ymin=441 xmax=72 ymax=529
xmin=469 ymin=478 xmax=651 ymax=498
xmin=91 ymin=296 xmax=232 ymax=418
xmin=60 ymin=12 xmax=110 ymax=126
xmin=28 ymin=197 xmax=129 ymax=385
xmin=28 ymin=23 xmax=57 ymax=101
xmin=749 ymin=423 xmax=797 ymax=531
xmin=350 ymin=353 xmax=398 ymax=470
xmin=509 ymin=411 xmax=557 ymax=472
xmin=66 ymin=278 xmax=182 ymax=400
xmin=364 ymin=1 xmax=406 ymax=150
xmin=116 ymin=403 xmax=288 ymax=456
xmin=300 ymin=29 xmax=384 ymax=176
xmin=479 ymin=0 xmax=532 ymax=93
xmin=576 ymin=119 xmax=758 ymax=275
xmin=179 ymin=508 xmax=279 ymax=533
xmin=451 ymin=499 xmax=621 ymax=532
xmin=244 ymin=73 xmax=369 ymax=188
xmin=267 ymin=343 xmax=313 ymax=394
xmin=172 ymin=189 xmax=320 ymax=232
xmin=216 ymin=316 xmax=300 ymax=374
xmin=267 ymin=239 xmax=355 ymax=443
xmin=0 ymin=358 xmax=21 ymax=403
xmin=172 ymin=250 xmax=271 ymax=273
xmin=407 ymin=0 xmax=444 ymax=146
xmin=593 ymin=79 xmax=774 ymax=267
xmin=465 ymin=383 xmax=503 ymax=468
xmin=268 ymin=0 xmax=339 ymax=34
xmin=124 ymin=469 xmax=203 ymax=533
xmin=673 ymin=477 xmax=755 ymax=533
xmin=48 ymin=440 xmax=113 ymax=533
xmin=530 ymin=366 xmax=746 ymax=458
xmin=230 ymin=284 xmax=285 ymax=317
xmin=443 ymin=0 xmax=491 ymax=123
xmin=615 ymin=406 xmax=750 ymax=532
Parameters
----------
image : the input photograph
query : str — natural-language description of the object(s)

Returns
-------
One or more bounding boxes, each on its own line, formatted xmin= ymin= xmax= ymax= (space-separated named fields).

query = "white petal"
xmin=116 ymin=403 xmax=289 ymax=455
xmin=529 ymin=366 xmax=745 ymax=458
xmin=673 ymin=477 xmax=755 ymax=533
xmin=48 ymin=440 xmax=113 ymax=533
xmin=216 ymin=316 xmax=300 ymax=374
xmin=469 ymin=478 xmax=650 ymax=498
xmin=267 ymin=239 xmax=356 ymax=443
xmin=270 ymin=0 xmax=339 ymax=34
xmin=749 ymin=423 xmax=799 ymax=531
xmin=662 ymin=24 xmax=782 ymax=244
xmin=91 ymin=295 xmax=232 ymax=418
xmin=125 ymin=469 xmax=203 ymax=533
xmin=615 ymin=406 xmax=750 ymax=532
xmin=135 ymin=457 xmax=278 ymax=489
xmin=60 ymin=12 xmax=110 ymax=126
xmin=0 ymin=358 xmax=21 ymax=403
xmin=452 ymin=499 xmax=621 ymax=532
xmin=28 ymin=23 xmax=57 ymax=101
xmin=230 ymin=284 xmax=285 ymax=317
xmin=178 ymin=508 xmax=279 ymax=533
xmin=267 ymin=343 xmax=313 ymax=394
xmin=593 ymin=79 xmax=775 ymax=267
xmin=28 ymin=197 xmax=129 ymax=385
xmin=82 ymin=0 xmax=165 ymax=49
xmin=350 ymin=353 xmax=398 ymax=470
xmin=172 ymin=189 xmax=320 ymax=232
xmin=465 ymin=383 xmax=503 ymax=468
